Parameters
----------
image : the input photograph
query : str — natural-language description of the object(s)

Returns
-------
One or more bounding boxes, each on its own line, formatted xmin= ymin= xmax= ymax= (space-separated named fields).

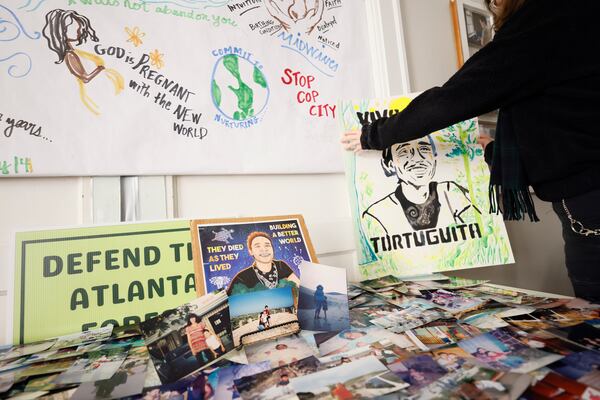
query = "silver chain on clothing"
xmin=562 ymin=199 xmax=600 ymax=236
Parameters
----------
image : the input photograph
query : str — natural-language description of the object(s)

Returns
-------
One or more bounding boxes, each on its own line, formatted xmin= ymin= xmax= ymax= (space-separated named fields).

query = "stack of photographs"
xmin=1 ymin=272 xmax=600 ymax=399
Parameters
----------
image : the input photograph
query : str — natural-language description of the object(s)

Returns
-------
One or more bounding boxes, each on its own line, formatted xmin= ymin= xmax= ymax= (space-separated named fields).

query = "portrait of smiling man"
xmin=226 ymin=231 xmax=300 ymax=296
xmin=363 ymin=135 xmax=480 ymax=234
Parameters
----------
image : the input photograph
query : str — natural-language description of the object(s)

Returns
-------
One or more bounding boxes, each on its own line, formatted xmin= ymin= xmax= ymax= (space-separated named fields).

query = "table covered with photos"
xmin=1 ymin=274 xmax=599 ymax=400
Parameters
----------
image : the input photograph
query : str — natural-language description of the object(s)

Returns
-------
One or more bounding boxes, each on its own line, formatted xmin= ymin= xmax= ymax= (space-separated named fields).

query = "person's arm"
xmin=361 ymin=1 xmax=560 ymax=150
xmin=276 ymin=261 xmax=300 ymax=286
xmin=65 ymin=51 xmax=104 ymax=83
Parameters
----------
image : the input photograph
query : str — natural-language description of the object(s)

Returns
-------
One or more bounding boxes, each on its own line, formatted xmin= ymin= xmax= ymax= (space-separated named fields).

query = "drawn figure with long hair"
xmin=42 ymin=9 xmax=123 ymax=115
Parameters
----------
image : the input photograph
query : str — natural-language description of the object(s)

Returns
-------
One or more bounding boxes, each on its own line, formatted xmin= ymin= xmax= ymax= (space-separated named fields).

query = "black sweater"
xmin=361 ymin=0 xmax=600 ymax=202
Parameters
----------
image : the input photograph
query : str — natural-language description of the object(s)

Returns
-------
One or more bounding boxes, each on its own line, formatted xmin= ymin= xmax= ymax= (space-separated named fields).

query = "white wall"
xmin=176 ymin=174 xmax=357 ymax=278
xmin=400 ymin=0 xmax=458 ymax=92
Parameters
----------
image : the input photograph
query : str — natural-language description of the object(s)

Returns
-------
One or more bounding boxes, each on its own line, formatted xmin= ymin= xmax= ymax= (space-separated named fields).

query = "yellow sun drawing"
xmin=149 ymin=49 xmax=165 ymax=69
xmin=125 ymin=26 xmax=145 ymax=47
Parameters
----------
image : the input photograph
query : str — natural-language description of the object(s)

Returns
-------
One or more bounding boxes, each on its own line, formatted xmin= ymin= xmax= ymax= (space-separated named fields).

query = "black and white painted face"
xmin=391 ymin=140 xmax=437 ymax=187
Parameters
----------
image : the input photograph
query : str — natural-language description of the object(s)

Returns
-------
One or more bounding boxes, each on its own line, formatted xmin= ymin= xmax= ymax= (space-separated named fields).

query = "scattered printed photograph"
xmin=140 ymin=291 xmax=233 ymax=384
xmin=370 ymin=304 xmax=447 ymax=333
xmin=549 ymin=350 xmax=600 ymax=389
xmin=522 ymin=329 xmax=589 ymax=355
xmin=140 ymin=371 xmax=211 ymax=400
xmin=297 ymin=261 xmax=350 ymax=332
xmin=316 ymin=327 xmax=383 ymax=357
xmin=208 ymin=362 xmax=271 ymax=400
xmin=290 ymin=355 xmax=408 ymax=399
xmin=419 ymin=289 xmax=485 ymax=314
xmin=387 ymin=354 xmax=448 ymax=393
xmin=244 ymin=334 xmax=315 ymax=368
xmin=349 ymin=293 xmax=388 ymax=309
xmin=430 ymin=345 xmax=474 ymax=372
xmin=547 ymin=322 xmax=600 ymax=351
xmin=458 ymin=328 xmax=563 ymax=373
xmin=524 ymin=371 xmax=595 ymax=399
xmin=70 ymin=346 xmax=149 ymax=400
xmin=349 ymin=304 xmax=399 ymax=328
xmin=229 ymin=286 xmax=299 ymax=347
xmin=55 ymin=346 xmax=129 ymax=384
xmin=51 ymin=326 xmax=114 ymax=350
xmin=453 ymin=368 xmax=532 ymax=400
xmin=406 ymin=324 xmax=480 ymax=350
xmin=0 ymin=340 xmax=56 ymax=363
xmin=359 ymin=275 xmax=405 ymax=291
xmin=347 ymin=285 xmax=365 ymax=299
xmin=23 ymin=373 xmax=73 ymax=393
xmin=235 ymin=356 xmax=321 ymax=400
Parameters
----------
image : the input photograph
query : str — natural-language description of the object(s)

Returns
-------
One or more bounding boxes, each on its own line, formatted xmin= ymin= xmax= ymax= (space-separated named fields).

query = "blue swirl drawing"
xmin=0 ymin=52 xmax=32 ymax=78
xmin=141 ymin=0 xmax=230 ymax=9
xmin=0 ymin=4 xmax=41 ymax=78
xmin=0 ymin=4 xmax=41 ymax=40
xmin=18 ymin=0 xmax=48 ymax=12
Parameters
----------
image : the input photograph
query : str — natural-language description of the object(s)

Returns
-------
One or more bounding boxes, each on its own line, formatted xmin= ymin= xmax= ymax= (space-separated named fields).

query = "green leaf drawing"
xmin=212 ymin=80 xmax=222 ymax=107
xmin=253 ymin=66 xmax=267 ymax=88
xmin=222 ymin=54 xmax=255 ymax=119
xmin=222 ymin=54 xmax=240 ymax=80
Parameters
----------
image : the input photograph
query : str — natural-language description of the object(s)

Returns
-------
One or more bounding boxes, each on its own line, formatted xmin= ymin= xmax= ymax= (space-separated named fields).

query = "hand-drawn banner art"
xmin=190 ymin=215 xmax=317 ymax=296
xmin=0 ymin=0 xmax=372 ymax=176
xmin=340 ymin=95 xmax=514 ymax=280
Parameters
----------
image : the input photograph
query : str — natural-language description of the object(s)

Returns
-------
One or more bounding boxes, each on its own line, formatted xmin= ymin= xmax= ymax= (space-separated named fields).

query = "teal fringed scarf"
xmin=489 ymin=109 xmax=540 ymax=222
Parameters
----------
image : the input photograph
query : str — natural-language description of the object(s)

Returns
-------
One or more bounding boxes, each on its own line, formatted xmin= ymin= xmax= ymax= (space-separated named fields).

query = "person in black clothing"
xmin=342 ymin=0 xmax=600 ymax=302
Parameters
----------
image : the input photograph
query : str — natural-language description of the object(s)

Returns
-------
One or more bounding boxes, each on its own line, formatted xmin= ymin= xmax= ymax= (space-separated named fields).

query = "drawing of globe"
xmin=210 ymin=54 xmax=270 ymax=121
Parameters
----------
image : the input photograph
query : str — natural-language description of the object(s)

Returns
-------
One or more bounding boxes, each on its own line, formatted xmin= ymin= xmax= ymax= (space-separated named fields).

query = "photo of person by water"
xmin=298 ymin=261 xmax=350 ymax=332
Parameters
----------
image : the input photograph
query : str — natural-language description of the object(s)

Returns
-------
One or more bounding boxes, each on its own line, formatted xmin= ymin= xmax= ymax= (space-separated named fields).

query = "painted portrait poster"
xmin=190 ymin=215 xmax=317 ymax=296
xmin=340 ymin=95 xmax=514 ymax=280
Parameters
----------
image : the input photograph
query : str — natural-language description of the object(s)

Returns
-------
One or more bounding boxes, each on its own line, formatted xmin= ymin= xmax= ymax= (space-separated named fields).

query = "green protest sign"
xmin=13 ymin=221 xmax=197 ymax=344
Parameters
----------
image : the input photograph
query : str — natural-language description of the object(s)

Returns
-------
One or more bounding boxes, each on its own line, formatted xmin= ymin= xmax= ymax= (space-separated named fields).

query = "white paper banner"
xmin=0 ymin=0 xmax=372 ymax=176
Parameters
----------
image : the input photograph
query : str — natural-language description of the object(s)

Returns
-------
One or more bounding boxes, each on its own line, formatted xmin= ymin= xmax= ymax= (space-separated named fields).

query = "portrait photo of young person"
xmin=191 ymin=216 xmax=317 ymax=296
xmin=226 ymin=231 xmax=300 ymax=296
